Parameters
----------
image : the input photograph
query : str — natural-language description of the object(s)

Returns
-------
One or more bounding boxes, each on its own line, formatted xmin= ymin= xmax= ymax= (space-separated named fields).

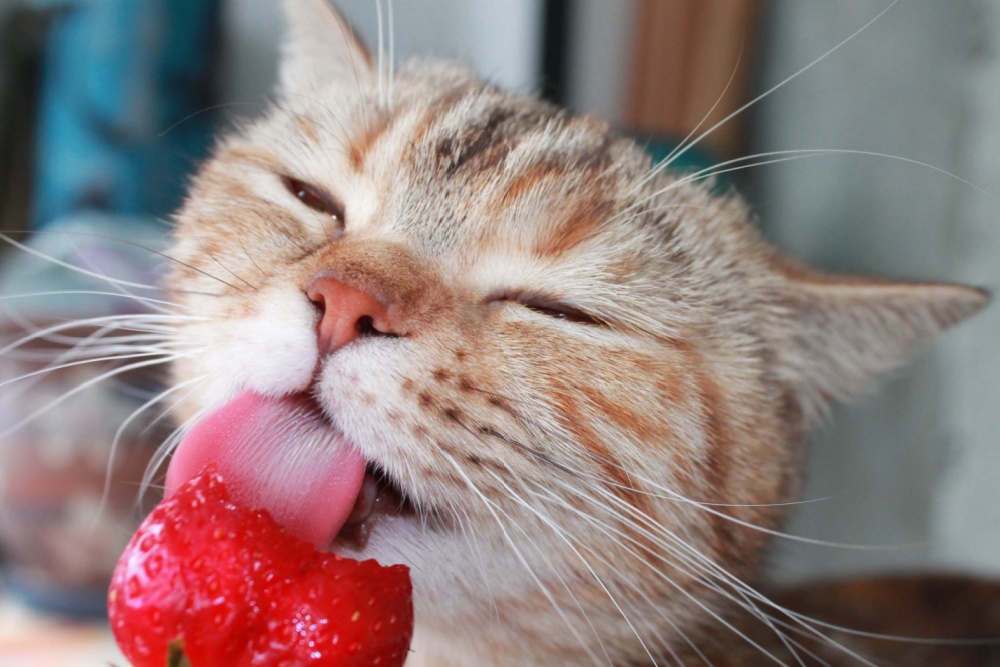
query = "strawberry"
xmin=108 ymin=465 xmax=412 ymax=667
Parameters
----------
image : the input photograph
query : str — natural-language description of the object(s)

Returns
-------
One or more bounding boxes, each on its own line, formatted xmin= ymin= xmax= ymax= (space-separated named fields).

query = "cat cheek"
xmin=194 ymin=288 xmax=319 ymax=403
xmin=313 ymin=348 xmax=400 ymax=432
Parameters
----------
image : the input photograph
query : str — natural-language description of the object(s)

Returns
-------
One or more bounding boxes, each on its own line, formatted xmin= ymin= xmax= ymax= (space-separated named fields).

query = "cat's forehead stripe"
xmin=294 ymin=115 xmax=322 ymax=145
xmin=221 ymin=146 xmax=283 ymax=171
xmin=348 ymin=112 xmax=393 ymax=171
xmin=391 ymin=86 xmax=629 ymax=259
xmin=404 ymin=83 xmax=477 ymax=150
xmin=326 ymin=85 xmax=625 ymax=265
xmin=538 ymin=197 xmax=616 ymax=259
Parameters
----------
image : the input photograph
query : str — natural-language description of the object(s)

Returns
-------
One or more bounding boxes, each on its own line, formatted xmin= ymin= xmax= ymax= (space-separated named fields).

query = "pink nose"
xmin=305 ymin=276 xmax=394 ymax=353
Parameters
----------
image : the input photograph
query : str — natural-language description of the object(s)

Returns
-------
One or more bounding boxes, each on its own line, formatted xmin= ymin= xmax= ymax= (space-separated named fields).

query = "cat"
xmin=155 ymin=0 xmax=997 ymax=665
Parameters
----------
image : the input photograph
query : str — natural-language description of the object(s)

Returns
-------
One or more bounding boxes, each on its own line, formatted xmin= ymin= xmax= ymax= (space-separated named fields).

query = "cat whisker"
xmin=639 ymin=0 xmax=902 ymax=187
xmin=0 ymin=337 xmax=181 ymax=363
xmin=209 ymin=253 xmax=259 ymax=291
xmin=489 ymin=470 xmax=660 ymax=666
xmin=140 ymin=400 xmax=212 ymax=506
xmin=0 ymin=315 xmax=204 ymax=356
xmin=776 ymin=606 xmax=1000 ymax=648
xmin=91 ymin=375 xmax=208 ymax=539
xmin=10 ymin=330 xmax=183 ymax=357
xmin=529 ymin=474 xmax=792 ymax=665
xmin=604 ymin=152 xmax=823 ymax=235
xmin=136 ymin=377 xmax=207 ymax=443
xmin=555 ymin=477 xmax=888 ymax=667
xmin=156 ymin=254 xmax=245 ymax=294
xmin=546 ymin=479 xmax=811 ymax=667
xmin=159 ymin=101 xmax=267 ymax=138
xmin=451 ymin=499 xmax=501 ymax=624
xmin=523 ymin=479 xmax=728 ymax=667
xmin=458 ymin=411 xmax=707 ymax=664
xmin=1 ymin=229 xmax=236 ymax=298
xmin=0 ymin=290 xmax=192 ymax=313
xmin=45 ymin=332 xmax=185 ymax=348
xmin=238 ymin=236 xmax=271 ymax=280
xmin=548 ymin=478 xmax=785 ymax=637
xmin=641 ymin=42 xmax=746 ymax=192
xmin=667 ymin=148 xmax=998 ymax=203
xmin=1 ymin=338 xmax=188 ymax=366
xmin=622 ymin=469 xmax=923 ymax=551
xmin=0 ymin=353 xmax=191 ymax=440
xmin=0 ymin=317 xmax=187 ymax=409
xmin=0 ymin=231 xmax=161 ymax=291
xmin=438 ymin=448 xmax=611 ymax=666
xmin=613 ymin=145 xmax=998 ymax=241
xmin=471 ymin=383 xmax=920 ymax=551
xmin=0 ymin=313 xmax=203 ymax=357
xmin=0 ymin=351 xmax=184 ymax=391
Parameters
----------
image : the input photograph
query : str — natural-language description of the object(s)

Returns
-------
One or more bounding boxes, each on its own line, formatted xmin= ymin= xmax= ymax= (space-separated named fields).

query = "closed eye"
xmin=281 ymin=175 xmax=346 ymax=235
xmin=490 ymin=293 xmax=605 ymax=326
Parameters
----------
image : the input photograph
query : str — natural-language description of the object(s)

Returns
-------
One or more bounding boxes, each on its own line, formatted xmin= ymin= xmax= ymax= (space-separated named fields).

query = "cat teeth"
xmin=345 ymin=471 xmax=379 ymax=527
xmin=335 ymin=466 xmax=416 ymax=551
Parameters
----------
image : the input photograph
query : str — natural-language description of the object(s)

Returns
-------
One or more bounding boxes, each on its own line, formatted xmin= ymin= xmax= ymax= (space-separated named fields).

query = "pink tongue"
xmin=165 ymin=391 xmax=366 ymax=547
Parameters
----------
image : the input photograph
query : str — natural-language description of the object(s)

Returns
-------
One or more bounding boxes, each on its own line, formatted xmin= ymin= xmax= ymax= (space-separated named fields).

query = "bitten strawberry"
xmin=108 ymin=466 xmax=412 ymax=667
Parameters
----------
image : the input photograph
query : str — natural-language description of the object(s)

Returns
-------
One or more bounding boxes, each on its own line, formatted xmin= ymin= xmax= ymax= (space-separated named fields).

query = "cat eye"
xmin=281 ymin=175 xmax=346 ymax=227
xmin=492 ymin=293 xmax=605 ymax=326
xmin=524 ymin=300 xmax=602 ymax=325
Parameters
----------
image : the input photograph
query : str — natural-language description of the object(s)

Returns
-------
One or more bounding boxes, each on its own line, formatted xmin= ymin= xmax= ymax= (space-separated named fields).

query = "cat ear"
xmin=770 ymin=258 xmax=988 ymax=425
xmin=280 ymin=0 xmax=374 ymax=94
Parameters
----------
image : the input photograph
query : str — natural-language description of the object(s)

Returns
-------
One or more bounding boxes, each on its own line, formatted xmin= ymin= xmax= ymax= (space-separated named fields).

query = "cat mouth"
xmin=165 ymin=390 xmax=416 ymax=552
xmin=337 ymin=463 xmax=417 ymax=550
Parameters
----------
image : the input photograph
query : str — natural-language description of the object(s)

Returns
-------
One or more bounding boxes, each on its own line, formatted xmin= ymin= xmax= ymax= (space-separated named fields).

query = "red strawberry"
xmin=108 ymin=465 xmax=412 ymax=667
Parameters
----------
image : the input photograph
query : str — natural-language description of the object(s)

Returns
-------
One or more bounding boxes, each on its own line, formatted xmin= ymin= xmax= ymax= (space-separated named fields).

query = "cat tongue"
xmin=165 ymin=391 xmax=366 ymax=548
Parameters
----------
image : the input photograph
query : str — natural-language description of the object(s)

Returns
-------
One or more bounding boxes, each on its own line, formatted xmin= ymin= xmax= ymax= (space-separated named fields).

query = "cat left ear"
xmin=769 ymin=257 xmax=988 ymax=425
xmin=280 ymin=0 xmax=373 ymax=94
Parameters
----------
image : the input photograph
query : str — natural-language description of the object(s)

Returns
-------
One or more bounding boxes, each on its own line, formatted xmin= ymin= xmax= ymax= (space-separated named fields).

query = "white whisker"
xmin=641 ymin=0 xmax=902 ymax=185
xmin=0 ymin=313 xmax=202 ymax=357
xmin=0 ymin=354 xmax=191 ymax=440
xmin=439 ymin=450 xmax=609 ymax=666
xmin=0 ymin=232 xmax=163 ymax=291
xmin=549 ymin=477 xmax=884 ymax=667
xmin=488 ymin=470 xmax=657 ymax=666
xmin=376 ymin=0 xmax=385 ymax=108
xmin=0 ymin=290 xmax=191 ymax=312
xmin=544 ymin=482 xmax=800 ymax=666
xmin=655 ymin=42 xmax=745 ymax=177
xmin=91 ymin=376 xmax=207 ymax=537
xmin=140 ymin=399 xmax=211 ymax=504
xmin=0 ymin=351 xmax=178 ymax=390
xmin=388 ymin=0 xmax=395 ymax=108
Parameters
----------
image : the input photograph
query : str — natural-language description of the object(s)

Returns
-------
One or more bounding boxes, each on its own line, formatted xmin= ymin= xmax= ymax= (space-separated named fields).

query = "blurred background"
xmin=0 ymin=0 xmax=997 ymax=664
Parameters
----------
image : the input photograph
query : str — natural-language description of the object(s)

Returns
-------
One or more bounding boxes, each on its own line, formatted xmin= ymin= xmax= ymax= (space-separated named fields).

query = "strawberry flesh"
xmin=108 ymin=465 xmax=412 ymax=667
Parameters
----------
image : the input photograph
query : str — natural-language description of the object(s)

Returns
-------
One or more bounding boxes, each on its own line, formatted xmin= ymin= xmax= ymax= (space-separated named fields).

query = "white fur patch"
xmin=188 ymin=286 xmax=319 ymax=409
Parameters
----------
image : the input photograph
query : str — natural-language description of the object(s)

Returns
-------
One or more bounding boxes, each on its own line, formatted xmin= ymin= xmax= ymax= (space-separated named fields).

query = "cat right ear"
xmin=768 ymin=256 xmax=988 ymax=427
xmin=280 ymin=0 xmax=374 ymax=94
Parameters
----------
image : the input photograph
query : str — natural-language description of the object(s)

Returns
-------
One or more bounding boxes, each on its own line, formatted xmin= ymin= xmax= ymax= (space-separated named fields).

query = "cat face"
xmin=163 ymin=1 xmax=986 ymax=664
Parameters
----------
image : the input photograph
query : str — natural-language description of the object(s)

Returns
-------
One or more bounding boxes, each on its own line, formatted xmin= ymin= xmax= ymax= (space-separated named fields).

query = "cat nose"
xmin=305 ymin=275 xmax=395 ymax=353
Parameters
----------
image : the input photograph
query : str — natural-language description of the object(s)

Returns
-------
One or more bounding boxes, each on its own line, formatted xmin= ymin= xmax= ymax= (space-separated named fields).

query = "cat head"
xmin=164 ymin=0 xmax=987 ymax=663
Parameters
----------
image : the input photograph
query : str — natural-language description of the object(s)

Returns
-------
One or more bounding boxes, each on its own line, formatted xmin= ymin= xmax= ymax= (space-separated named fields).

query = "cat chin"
xmin=332 ymin=514 xmax=513 ymax=625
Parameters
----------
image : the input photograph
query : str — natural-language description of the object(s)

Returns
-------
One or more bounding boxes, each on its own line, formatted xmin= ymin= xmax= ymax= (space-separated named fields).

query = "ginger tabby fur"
xmin=163 ymin=1 xmax=995 ymax=664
